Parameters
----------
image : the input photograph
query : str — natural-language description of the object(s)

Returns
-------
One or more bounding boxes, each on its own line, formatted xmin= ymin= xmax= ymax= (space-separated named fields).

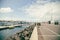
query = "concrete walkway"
xmin=37 ymin=26 xmax=44 ymax=40
xmin=30 ymin=23 xmax=60 ymax=40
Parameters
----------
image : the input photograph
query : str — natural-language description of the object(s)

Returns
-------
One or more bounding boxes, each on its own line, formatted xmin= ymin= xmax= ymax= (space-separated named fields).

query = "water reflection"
xmin=0 ymin=26 xmax=27 ymax=40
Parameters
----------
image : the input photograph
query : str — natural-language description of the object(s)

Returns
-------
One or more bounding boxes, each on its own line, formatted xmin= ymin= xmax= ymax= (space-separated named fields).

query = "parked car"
xmin=54 ymin=21 xmax=59 ymax=25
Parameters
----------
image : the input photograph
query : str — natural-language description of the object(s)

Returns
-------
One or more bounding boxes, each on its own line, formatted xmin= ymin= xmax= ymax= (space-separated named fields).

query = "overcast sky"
xmin=0 ymin=0 xmax=60 ymax=22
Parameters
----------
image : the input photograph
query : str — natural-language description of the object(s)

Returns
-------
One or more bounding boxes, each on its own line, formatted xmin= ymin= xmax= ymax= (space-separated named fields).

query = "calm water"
xmin=0 ymin=25 xmax=28 ymax=40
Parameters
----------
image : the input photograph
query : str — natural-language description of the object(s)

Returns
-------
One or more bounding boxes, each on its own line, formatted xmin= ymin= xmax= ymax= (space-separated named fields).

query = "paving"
xmin=37 ymin=26 xmax=44 ymax=40
xmin=37 ymin=23 xmax=60 ymax=40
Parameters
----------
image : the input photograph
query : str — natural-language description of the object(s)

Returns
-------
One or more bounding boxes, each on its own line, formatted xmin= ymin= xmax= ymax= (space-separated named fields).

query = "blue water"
xmin=0 ymin=26 xmax=28 ymax=40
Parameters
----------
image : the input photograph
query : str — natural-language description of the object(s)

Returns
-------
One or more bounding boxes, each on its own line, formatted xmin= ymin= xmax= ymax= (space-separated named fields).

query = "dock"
xmin=0 ymin=24 xmax=23 ymax=30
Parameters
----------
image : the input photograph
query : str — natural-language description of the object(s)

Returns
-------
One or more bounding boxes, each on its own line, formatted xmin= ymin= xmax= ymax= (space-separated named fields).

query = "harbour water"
xmin=0 ymin=25 xmax=28 ymax=40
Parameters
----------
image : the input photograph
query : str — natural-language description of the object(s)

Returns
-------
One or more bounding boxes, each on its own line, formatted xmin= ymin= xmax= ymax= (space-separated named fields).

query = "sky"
xmin=0 ymin=0 xmax=60 ymax=22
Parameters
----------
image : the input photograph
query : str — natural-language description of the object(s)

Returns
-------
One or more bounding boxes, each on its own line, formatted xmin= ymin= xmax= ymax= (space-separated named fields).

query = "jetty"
xmin=0 ymin=24 xmax=26 ymax=30
xmin=30 ymin=22 xmax=60 ymax=40
xmin=5 ymin=22 xmax=60 ymax=40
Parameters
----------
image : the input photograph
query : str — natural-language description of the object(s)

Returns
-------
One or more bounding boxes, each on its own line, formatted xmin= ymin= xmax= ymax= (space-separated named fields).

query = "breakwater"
xmin=6 ymin=24 xmax=35 ymax=40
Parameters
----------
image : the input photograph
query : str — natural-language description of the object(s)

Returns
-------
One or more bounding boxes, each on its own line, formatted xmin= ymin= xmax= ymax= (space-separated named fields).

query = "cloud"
xmin=24 ymin=2 xmax=60 ymax=22
xmin=0 ymin=16 xmax=23 ymax=21
xmin=0 ymin=7 xmax=14 ymax=13
xmin=36 ymin=0 xmax=60 ymax=4
xmin=36 ymin=0 xmax=50 ymax=4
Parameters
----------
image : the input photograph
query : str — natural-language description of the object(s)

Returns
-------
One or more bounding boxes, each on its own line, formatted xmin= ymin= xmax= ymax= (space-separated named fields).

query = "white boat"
xmin=8 ymin=26 xmax=15 ymax=29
